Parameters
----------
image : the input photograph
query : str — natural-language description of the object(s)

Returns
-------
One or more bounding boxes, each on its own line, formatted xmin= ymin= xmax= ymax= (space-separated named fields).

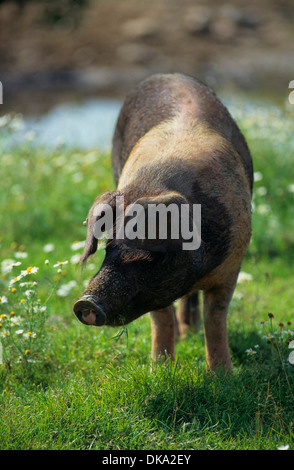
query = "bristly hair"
xmin=106 ymin=238 xmax=155 ymax=263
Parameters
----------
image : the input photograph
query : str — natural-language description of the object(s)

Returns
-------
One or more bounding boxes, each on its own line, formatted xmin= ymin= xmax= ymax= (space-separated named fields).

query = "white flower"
xmin=12 ymin=266 xmax=39 ymax=282
xmin=53 ymin=261 xmax=68 ymax=268
xmin=14 ymin=251 xmax=28 ymax=259
xmin=1 ymin=259 xmax=22 ymax=274
xmin=31 ymin=305 xmax=46 ymax=313
xmin=0 ymin=296 xmax=8 ymax=304
xmin=0 ymin=331 xmax=9 ymax=338
xmin=289 ymin=340 xmax=294 ymax=365
xmin=284 ymin=330 xmax=294 ymax=336
xmin=20 ymin=266 xmax=39 ymax=277
xmin=257 ymin=204 xmax=270 ymax=214
xmin=15 ymin=329 xmax=24 ymax=335
xmin=19 ymin=281 xmax=37 ymax=287
xmin=57 ymin=280 xmax=77 ymax=297
xmin=24 ymin=289 xmax=33 ymax=298
xmin=71 ymin=241 xmax=85 ymax=251
xmin=254 ymin=171 xmax=263 ymax=182
xmin=56 ymin=286 xmax=69 ymax=297
xmin=288 ymin=184 xmax=294 ymax=193
xmin=9 ymin=267 xmax=39 ymax=285
xmin=233 ymin=292 xmax=244 ymax=300
xmin=263 ymin=333 xmax=274 ymax=339
xmin=245 ymin=348 xmax=257 ymax=355
xmin=28 ymin=267 xmax=38 ymax=274
xmin=277 ymin=444 xmax=289 ymax=450
xmin=256 ymin=186 xmax=267 ymax=196
xmin=86 ymin=263 xmax=95 ymax=271
xmin=237 ymin=272 xmax=253 ymax=283
xmin=70 ymin=254 xmax=81 ymax=265
xmin=43 ymin=243 xmax=55 ymax=253
xmin=289 ymin=352 xmax=294 ymax=365
xmin=10 ymin=316 xmax=22 ymax=326
xmin=23 ymin=332 xmax=36 ymax=339
xmin=9 ymin=275 xmax=22 ymax=286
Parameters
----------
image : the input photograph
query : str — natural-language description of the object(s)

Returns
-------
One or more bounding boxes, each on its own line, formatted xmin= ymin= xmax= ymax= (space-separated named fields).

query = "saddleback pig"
xmin=73 ymin=73 xmax=253 ymax=370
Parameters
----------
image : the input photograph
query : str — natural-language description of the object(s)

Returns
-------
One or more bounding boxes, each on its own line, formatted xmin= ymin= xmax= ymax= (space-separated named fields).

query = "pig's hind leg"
xmin=176 ymin=291 xmax=201 ymax=339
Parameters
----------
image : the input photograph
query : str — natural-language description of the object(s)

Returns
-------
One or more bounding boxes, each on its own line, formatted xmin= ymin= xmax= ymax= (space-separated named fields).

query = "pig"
xmin=73 ymin=73 xmax=253 ymax=371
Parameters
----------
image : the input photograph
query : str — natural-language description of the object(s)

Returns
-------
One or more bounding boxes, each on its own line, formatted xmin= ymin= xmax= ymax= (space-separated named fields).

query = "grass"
xmin=0 ymin=99 xmax=294 ymax=450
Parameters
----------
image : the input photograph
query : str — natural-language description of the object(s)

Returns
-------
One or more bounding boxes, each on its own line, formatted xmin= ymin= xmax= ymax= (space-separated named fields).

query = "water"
xmin=1 ymin=98 xmax=122 ymax=151
xmin=1 ymin=94 xmax=292 ymax=152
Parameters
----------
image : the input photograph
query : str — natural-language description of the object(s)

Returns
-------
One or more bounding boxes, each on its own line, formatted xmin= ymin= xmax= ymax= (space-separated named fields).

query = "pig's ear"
xmin=122 ymin=192 xmax=199 ymax=252
xmin=80 ymin=190 xmax=120 ymax=263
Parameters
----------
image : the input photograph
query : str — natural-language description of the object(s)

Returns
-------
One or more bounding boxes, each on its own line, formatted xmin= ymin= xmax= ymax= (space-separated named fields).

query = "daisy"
xmin=10 ymin=316 xmax=22 ymax=326
xmin=1 ymin=259 xmax=21 ymax=275
xmin=289 ymin=341 xmax=294 ymax=365
xmin=245 ymin=348 xmax=257 ymax=356
xmin=23 ymin=331 xmax=36 ymax=339
xmin=71 ymin=241 xmax=85 ymax=251
xmin=53 ymin=261 xmax=69 ymax=268
xmin=70 ymin=254 xmax=81 ymax=265
xmin=237 ymin=272 xmax=253 ymax=283
xmin=263 ymin=333 xmax=274 ymax=340
xmin=277 ymin=445 xmax=289 ymax=450
xmin=10 ymin=267 xmax=39 ymax=285
xmin=43 ymin=243 xmax=55 ymax=253
xmin=0 ymin=331 xmax=9 ymax=338
xmin=14 ymin=251 xmax=28 ymax=259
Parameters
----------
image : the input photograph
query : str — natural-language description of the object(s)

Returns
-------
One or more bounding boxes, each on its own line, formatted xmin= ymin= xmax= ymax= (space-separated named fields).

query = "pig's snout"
xmin=73 ymin=295 xmax=106 ymax=327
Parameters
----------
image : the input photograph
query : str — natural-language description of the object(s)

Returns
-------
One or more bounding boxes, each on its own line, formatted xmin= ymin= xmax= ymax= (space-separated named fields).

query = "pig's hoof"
xmin=73 ymin=295 xmax=106 ymax=326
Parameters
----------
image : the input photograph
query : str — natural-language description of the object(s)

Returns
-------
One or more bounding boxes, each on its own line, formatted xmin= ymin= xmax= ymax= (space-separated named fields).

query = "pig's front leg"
xmin=203 ymin=282 xmax=236 ymax=372
xmin=150 ymin=305 xmax=176 ymax=361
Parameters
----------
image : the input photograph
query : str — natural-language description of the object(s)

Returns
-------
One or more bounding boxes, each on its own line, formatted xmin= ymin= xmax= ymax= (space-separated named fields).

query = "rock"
xmin=211 ymin=17 xmax=237 ymax=41
xmin=120 ymin=18 xmax=158 ymax=40
xmin=219 ymin=6 xmax=262 ymax=29
xmin=116 ymin=43 xmax=158 ymax=65
xmin=184 ymin=6 xmax=213 ymax=35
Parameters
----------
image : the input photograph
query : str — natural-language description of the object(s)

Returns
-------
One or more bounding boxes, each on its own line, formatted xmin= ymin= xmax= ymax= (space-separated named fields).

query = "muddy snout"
xmin=73 ymin=295 xmax=106 ymax=326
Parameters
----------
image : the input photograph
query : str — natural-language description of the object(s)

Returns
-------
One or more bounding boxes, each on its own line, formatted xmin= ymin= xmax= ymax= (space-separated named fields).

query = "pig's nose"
xmin=73 ymin=295 xmax=106 ymax=326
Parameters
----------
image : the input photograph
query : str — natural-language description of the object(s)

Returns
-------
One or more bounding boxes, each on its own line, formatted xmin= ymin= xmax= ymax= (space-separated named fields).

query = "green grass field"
xmin=0 ymin=99 xmax=294 ymax=450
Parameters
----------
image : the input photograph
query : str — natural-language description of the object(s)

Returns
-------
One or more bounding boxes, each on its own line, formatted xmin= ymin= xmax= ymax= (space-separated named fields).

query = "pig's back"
xmin=112 ymin=73 xmax=253 ymax=192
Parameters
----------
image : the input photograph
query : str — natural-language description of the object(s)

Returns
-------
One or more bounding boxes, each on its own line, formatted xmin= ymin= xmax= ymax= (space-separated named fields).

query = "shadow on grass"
xmin=140 ymin=330 xmax=294 ymax=443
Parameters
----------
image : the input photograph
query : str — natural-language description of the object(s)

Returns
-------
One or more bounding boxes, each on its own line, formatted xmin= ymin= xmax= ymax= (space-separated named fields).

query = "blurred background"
xmin=0 ymin=0 xmax=293 ymax=147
